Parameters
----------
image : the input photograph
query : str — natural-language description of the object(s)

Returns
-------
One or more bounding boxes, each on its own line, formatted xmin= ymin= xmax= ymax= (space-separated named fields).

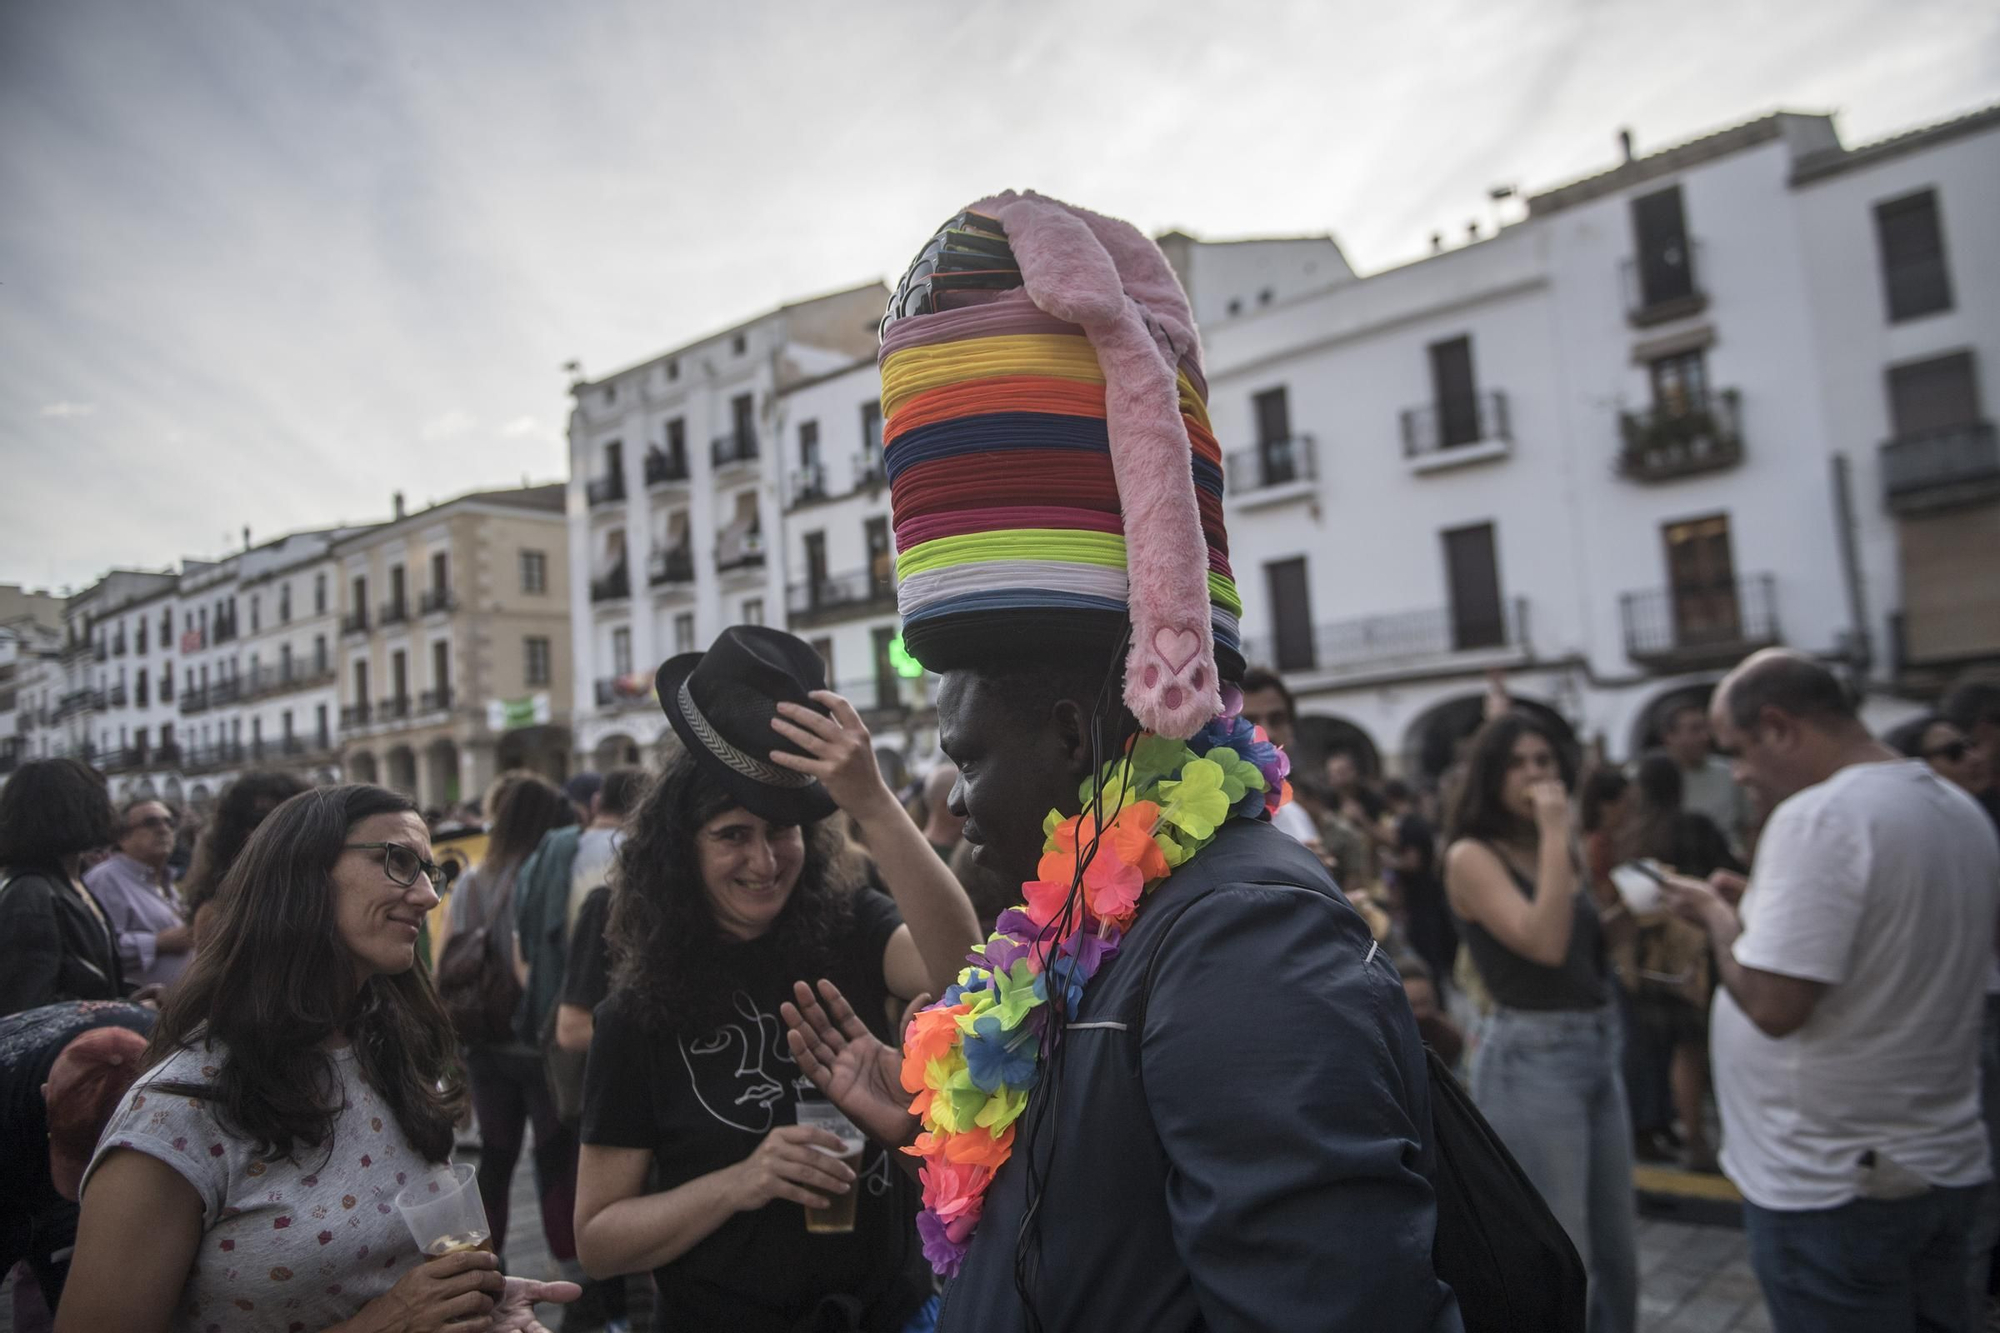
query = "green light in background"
xmin=888 ymin=635 xmax=923 ymax=679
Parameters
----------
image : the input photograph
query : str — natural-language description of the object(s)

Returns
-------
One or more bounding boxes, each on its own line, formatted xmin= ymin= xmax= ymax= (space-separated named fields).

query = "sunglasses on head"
xmin=343 ymin=842 xmax=454 ymax=891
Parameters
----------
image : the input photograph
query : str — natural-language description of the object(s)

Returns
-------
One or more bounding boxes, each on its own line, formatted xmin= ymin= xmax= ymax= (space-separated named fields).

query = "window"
xmin=388 ymin=565 xmax=406 ymax=617
xmin=160 ymin=669 xmax=173 ymax=701
xmin=316 ymin=704 xmax=330 ymax=747
xmin=279 ymin=644 xmax=293 ymax=680
xmin=1631 ymin=185 xmax=1695 ymax=309
xmin=861 ymin=400 xmax=883 ymax=456
xmin=1442 ymin=522 xmax=1505 ymax=650
xmin=1429 ymin=336 xmax=1481 ymax=447
xmin=799 ymin=419 xmax=821 ymax=471
xmin=279 ymin=583 xmax=291 ymax=623
xmin=314 ymin=573 xmax=327 ymax=614
xmin=673 ymin=612 xmax=696 ymax=655
xmin=354 ymin=660 xmax=370 ymax=705
xmin=430 ymin=551 xmax=449 ymax=595
xmin=160 ymin=608 xmax=172 ymax=643
xmin=525 ymin=636 xmax=552 ymax=687
xmin=521 ymin=550 xmax=548 ymax=594
xmin=1263 ymin=557 xmax=1315 ymax=672
xmin=666 ymin=357 xmax=679 ymax=381
xmin=351 ymin=576 xmax=367 ymax=619
xmin=731 ymin=393 xmax=755 ymax=448
xmin=250 ymin=716 xmax=261 ymax=747
xmin=1887 ymin=351 xmax=1981 ymax=439
xmin=1663 ymin=515 xmax=1743 ymax=647
xmin=731 ymin=333 xmax=747 ymax=356
xmin=611 ymin=626 xmax=632 ymax=677
xmin=314 ymin=634 xmax=328 ymax=674
xmin=666 ymin=417 xmax=686 ymax=465
xmin=603 ymin=439 xmax=623 ymax=484
xmin=390 ymin=649 xmax=408 ymax=705
xmin=1650 ymin=349 xmax=1709 ymax=416
xmin=249 ymin=595 xmax=261 ymax=633
xmin=870 ymin=627 xmax=899 ymax=710
xmin=604 ymin=383 xmax=616 ymax=405
xmin=810 ymin=636 xmax=834 ymax=683
xmin=743 ymin=597 xmax=765 ymax=626
xmin=1875 ymin=189 xmax=1951 ymax=323
xmin=1252 ymin=386 xmax=1295 ymax=484
xmin=282 ymin=709 xmax=294 ymax=739
xmin=136 ymin=668 xmax=149 ymax=707
xmin=136 ymin=620 xmax=148 ymax=655
xmin=432 ymin=640 xmax=450 ymax=695
xmin=865 ymin=516 xmax=892 ymax=595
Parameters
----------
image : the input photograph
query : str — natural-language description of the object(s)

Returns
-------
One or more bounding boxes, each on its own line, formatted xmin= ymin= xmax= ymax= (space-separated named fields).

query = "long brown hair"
xmin=179 ymin=770 xmax=312 ymax=927
xmin=608 ymin=747 xmax=851 ymax=1034
xmin=144 ymin=784 xmax=465 ymax=1163
xmin=1445 ymin=711 xmax=1577 ymax=846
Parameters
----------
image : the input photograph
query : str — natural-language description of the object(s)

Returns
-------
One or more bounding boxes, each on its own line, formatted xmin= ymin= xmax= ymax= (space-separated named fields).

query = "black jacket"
xmin=0 ymin=868 xmax=125 ymax=1019
xmin=935 ymin=819 xmax=1462 ymax=1333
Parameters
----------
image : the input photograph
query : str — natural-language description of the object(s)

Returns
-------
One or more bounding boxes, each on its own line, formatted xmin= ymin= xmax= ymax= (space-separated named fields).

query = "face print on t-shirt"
xmin=679 ymin=990 xmax=795 ymax=1133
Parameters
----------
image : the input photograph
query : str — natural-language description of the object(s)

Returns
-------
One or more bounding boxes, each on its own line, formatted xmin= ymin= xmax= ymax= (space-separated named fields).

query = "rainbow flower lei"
xmin=900 ymin=684 xmax=1292 ymax=1276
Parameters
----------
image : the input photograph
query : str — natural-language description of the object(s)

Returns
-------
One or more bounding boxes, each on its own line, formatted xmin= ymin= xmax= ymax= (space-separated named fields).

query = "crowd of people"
xmin=1 ymin=192 xmax=1996 ymax=1333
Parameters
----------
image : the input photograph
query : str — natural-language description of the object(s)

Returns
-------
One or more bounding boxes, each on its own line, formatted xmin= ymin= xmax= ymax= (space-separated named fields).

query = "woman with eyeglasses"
xmin=57 ymin=784 xmax=578 ymax=1333
xmin=439 ymin=773 xmax=579 ymax=1273
xmin=0 ymin=758 xmax=126 ymax=1020
xmin=1888 ymin=713 xmax=1994 ymax=802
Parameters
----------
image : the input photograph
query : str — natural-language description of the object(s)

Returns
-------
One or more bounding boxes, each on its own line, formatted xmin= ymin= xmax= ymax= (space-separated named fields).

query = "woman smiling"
xmin=573 ymin=626 xmax=979 ymax=1333
xmin=58 ymin=785 xmax=577 ymax=1333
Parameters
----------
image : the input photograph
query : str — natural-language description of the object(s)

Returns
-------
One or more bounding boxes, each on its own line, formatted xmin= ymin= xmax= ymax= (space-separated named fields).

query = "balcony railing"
xmin=854 ymin=450 xmax=886 ymax=489
xmin=1241 ymin=597 xmax=1532 ymax=677
xmin=107 ymin=684 xmax=128 ymax=708
xmin=645 ymin=448 xmax=689 ymax=486
xmin=595 ymin=675 xmax=655 ymax=709
xmin=181 ymin=741 xmax=246 ymax=771
xmin=111 ymin=635 xmax=127 ymax=657
xmin=341 ymin=703 xmax=373 ymax=730
xmin=1401 ymin=391 xmax=1512 ymax=463
xmin=244 ymin=663 xmax=338 ymax=700
xmin=418 ymin=687 xmax=454 ymax=715
xmin=712 ymin=431 xmax=760 ymax=469
xmin=101 ymin=746 xmax=144 ymax=773
xmin=179 ymin=687 xmax=210 ymax=715
xmin=716 ymin=526 xmax=766 ymax=572
xmin=1223 ymin=435 xmax=1317 ymax=495
xmin=648 ymin=545 xmax=695 ymax=587
xmin=210 ymin=678 xmax=241 ymax=706
xmin=212 ymin=619 xmax=238 ymax=645
xmin=1881 ymin=422 xmax=2000 ymax=514
xmin=587 ymin=473 xmax=627 ymax=507
xmin=379 ymin=600 xmax=409 ymax=627
xmin=157 ymin=742 xmax=182 ymax=766
xmin=791 ymin=463 xmax=828 ymax=506
xmin=419 ymin=588 xmax=456 ymax=615
xmin=1620 ymin=574 xmax=1780 ymax=671
xmin=590 ymin=563 xmax=631 ymax=603
xmin=342 ymin=610 xmax=370 ymax=636
xmin=1621 ymin=239 xmax=1708 ymax=327
xmin=1617 ymin=389 xmax=1743 ymax=482
xmin=786 ymin=568 xmax=898 ymax=627
xmin=379 ymin=695 xmax=412 ymax=722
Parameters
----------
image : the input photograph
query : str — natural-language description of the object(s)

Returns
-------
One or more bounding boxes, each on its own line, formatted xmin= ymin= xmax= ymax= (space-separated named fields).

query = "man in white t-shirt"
xmin=1664 ymin=650 xmax=1999 ymax=1333
xmin=1238 ymin=668 xmax=1326 ymax=851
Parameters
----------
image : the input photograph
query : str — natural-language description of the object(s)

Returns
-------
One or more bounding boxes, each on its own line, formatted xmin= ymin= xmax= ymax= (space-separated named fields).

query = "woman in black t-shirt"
xmin=574 ymin=628 xmax=981 ymax=1333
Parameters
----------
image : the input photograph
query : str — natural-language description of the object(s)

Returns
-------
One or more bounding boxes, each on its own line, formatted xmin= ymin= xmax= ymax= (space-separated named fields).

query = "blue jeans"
xmin=1744 ymin=1185 xmax=1983 ymax=1333
xmin=1970 ymin=995 xmax=2000 ymax=1323
xmin=1470 ymin=1004 xmax=1638 ymax=1333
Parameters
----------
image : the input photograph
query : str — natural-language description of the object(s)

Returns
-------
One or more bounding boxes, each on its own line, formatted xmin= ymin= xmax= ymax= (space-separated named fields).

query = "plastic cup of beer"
xmin=395 ymin=1162 xmax=492 ymax=1262
xmin=795 ymin=1101 xmax=865 ymax=1234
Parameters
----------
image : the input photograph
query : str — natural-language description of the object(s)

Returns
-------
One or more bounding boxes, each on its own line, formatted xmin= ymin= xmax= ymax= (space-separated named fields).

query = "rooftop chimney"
xmin=1431 ymin=232 xmax=1443 ymax=253
xmin=242 ymin=525 xmax=251 ymax=550
xmin=1618 ymin=128 xmax=1635 ymax=163
xmin=393 ymin=491 xmax=406 ymax=520
xmin=1467 ymin=220 xmax=1480 ymax=240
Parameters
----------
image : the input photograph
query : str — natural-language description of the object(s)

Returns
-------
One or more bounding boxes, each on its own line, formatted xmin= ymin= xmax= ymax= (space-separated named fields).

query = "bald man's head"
xmin=1711 ymin=650 xmax=1869 ymax=813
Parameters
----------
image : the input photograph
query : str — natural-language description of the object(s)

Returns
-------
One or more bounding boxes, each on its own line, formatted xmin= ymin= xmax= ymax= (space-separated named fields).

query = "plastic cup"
xmin=794 ymin=1101 xmax=866 ymax=1234
xmin=395 ymin=1161 xmax=493 ymax=1261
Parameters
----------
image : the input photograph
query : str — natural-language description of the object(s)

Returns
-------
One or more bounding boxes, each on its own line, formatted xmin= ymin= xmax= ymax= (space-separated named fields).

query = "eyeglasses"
xmin=343 ymin=842 xmax=453 ymax=891
xmin=1924 ymin=741 xmax=1972 ymax=763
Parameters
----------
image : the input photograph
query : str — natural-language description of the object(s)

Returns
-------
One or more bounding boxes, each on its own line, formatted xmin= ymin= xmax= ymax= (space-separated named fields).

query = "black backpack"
xmin=1424 ymin=1047 xmax=1587 ymax=1333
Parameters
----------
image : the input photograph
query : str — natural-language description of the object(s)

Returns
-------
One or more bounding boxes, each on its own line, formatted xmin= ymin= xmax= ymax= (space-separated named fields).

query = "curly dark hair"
xmin=0 ymin=758 xmax=116 ymax=870
xmin=180 ymin=770 xmax=312 ymax=926
xmin=144 ymin=784 xmax=466 ymax=1164
xmin=608 ymin=746 xmax=852 ymax=1035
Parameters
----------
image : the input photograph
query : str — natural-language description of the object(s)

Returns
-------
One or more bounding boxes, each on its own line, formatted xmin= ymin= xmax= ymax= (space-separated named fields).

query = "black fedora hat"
xmin=655 ymin=625 xmax=839 ymax=826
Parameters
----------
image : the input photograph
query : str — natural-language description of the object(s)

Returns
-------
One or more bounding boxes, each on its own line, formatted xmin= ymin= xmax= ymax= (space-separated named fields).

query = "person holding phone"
xmin=1445 ymin=713 xmax=1637 ymax=1333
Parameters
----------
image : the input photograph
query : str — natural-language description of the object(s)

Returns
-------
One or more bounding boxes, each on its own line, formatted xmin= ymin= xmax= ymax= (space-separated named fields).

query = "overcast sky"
xmin=3 ymin=0 xmax=1995 ymax=594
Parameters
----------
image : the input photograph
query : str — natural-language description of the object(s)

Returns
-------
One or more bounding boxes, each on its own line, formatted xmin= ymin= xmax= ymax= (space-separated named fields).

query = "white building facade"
xmin=1196 ymin=104 xmax=1999 ymax=778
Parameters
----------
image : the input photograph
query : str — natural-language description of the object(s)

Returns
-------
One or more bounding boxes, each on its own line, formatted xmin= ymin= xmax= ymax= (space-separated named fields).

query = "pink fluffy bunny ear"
xmin=975 ymin=190 xmax=1219 ymax=738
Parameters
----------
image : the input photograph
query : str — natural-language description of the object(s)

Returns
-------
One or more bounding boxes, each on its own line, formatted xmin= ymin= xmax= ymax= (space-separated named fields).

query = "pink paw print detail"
xmin=1139 ymin=626 xmax=1207 ymax=713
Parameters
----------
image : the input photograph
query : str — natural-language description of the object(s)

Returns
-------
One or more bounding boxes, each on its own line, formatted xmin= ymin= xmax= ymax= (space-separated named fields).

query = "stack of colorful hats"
xmin=875 ymin=194 xmax=1242 ymax=736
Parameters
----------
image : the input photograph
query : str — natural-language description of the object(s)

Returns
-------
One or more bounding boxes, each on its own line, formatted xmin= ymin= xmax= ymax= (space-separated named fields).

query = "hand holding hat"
xmin=768 ymin=692 xmax=900 ymax=824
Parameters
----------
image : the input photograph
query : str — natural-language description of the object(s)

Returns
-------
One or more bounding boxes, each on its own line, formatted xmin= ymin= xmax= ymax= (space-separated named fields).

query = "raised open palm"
xmin=487 ymin=1276 xmax=581 ymax=1332
xmin=782 ymin=978 xmax=921 ymax=1148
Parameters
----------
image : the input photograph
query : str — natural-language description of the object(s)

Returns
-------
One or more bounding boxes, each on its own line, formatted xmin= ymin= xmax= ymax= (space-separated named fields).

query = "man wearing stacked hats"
xmin=785 ymin=194 xmax=1461 ymax=1331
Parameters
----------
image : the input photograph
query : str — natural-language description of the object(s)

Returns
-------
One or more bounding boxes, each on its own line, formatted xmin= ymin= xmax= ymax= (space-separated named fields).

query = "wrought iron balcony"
xmin=1223 ymin=435 xmax=1317 ymax=495
xmin=648 ymin=545 xmax=695 ymax=587
xmin=587 ymin=473 xmax=627 ymax=506
xmin=712 ymin=431 xmax=760 ymax=469
xmin=111 ymin=635 xmax=127 ymax=657
xmin=107 ymin=684 xmax=128 ymax=708
xmin=787 ymin=568 xmax=898 ymax=627
xmin=418 ymin=687 xmax=453 ymax=715
xmin=591 ymin=563 xmax=631 ymax=603
xmin=1241 ymin=598 xmax=1531 ymax=677
xmin=1621 ymin=239 xmax=1708 ymax=327
xmin=419 ymin=588 xmax=456 ymax=615
xmin=1620 ymin=574 xmax=1780 ymax=671
xmin=340 ymin=703 xmax=373 ymax=730
xmin=379 ymin=695 xmax=412 ymax=722
xmin=791 ymin=463 xmax=828 ymax=506
xmin=179 ymin=687 xmax=210 ymax=715
xmin=1880 ymin=422 xmax=2000 ymax=514
xmin=378 ymin=600 xmax=409 ymax=627
xmin=1617 ymin=389 xmax=1743 ymax=482
xmin=853 ymin=450 xmax=886 ymax=489
xmin=716 ymin=527 xmax=766 ymax=573
xmin=1401 ymin=391 xmax=1512 ymax=464
xmin=645 ymin=448 xmax=689 ymax=486
xmin=341 ymin=610 xmax=370 ymax=636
